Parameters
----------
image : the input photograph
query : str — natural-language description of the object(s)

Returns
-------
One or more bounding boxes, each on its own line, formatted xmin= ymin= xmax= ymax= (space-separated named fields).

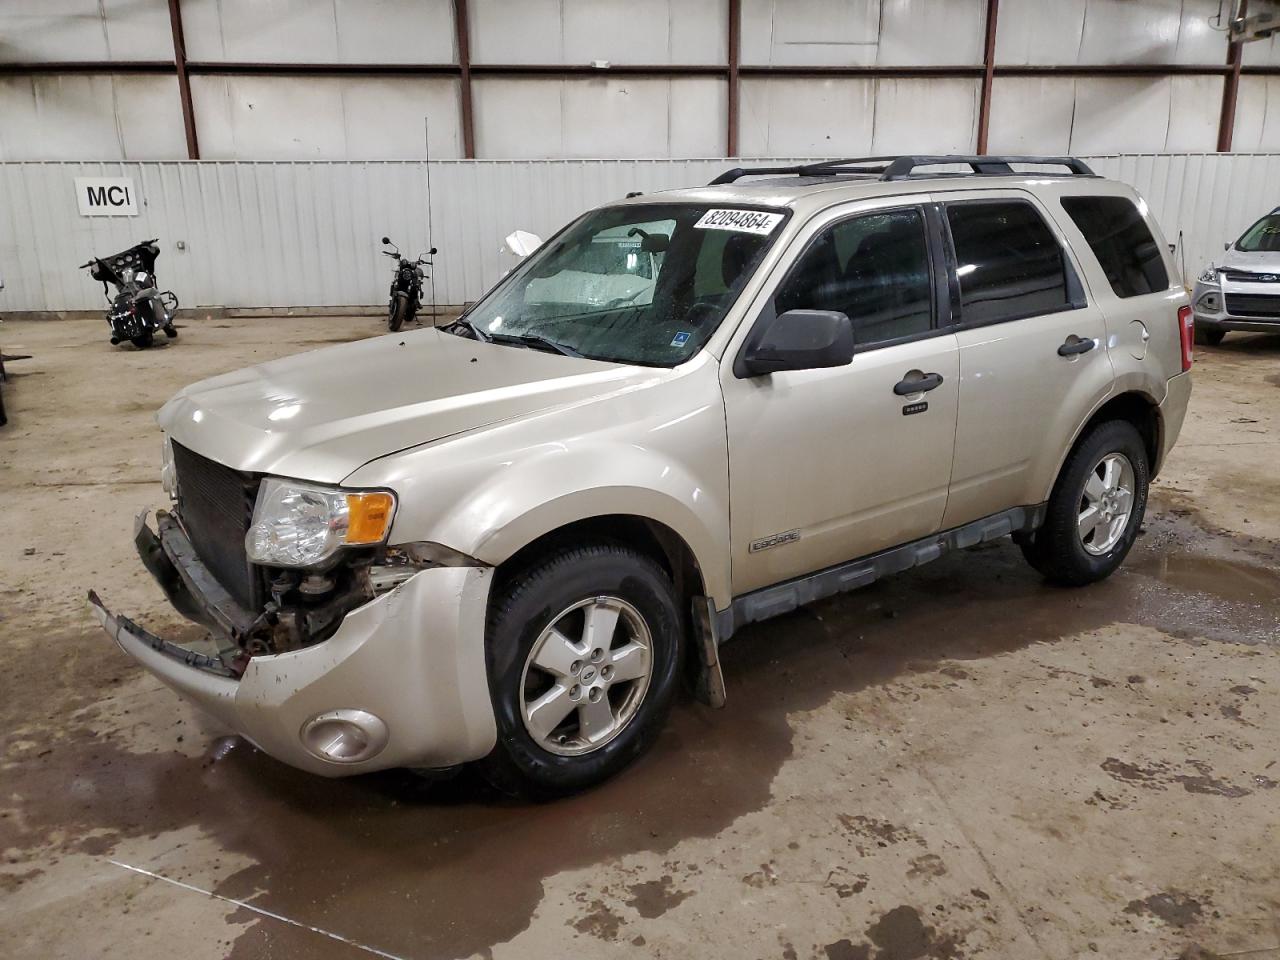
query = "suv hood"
xmin=159 ymin=328 xmax=647 ymax=483
xmin=1218 ymin=247 xmax=1280 ymax=272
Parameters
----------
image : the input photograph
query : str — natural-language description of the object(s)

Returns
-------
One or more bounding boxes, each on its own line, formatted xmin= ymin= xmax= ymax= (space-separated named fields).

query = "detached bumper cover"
xmin=91 ymin=516 xmax=498 ymax=777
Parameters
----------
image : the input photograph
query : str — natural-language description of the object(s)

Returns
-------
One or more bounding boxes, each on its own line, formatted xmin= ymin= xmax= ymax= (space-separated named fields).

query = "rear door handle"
xmin=893 ymin=371 xmax=944 ymax=395
xmin=1057 ymin=336 xmax=1097 ymax=357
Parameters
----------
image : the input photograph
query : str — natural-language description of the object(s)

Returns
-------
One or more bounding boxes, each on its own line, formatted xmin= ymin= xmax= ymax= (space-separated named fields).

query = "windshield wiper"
xmin=443 ymin=316 xmax=492 ymax=342
xmin=488 ymin=332 xmax=582 ymax=358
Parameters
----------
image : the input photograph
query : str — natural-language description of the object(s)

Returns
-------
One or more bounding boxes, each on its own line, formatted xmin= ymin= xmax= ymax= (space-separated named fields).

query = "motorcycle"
xmin=79 ymin=239 xmax=179 ymax=349
xmin=381 ymin=236 xmax=436 ymax=332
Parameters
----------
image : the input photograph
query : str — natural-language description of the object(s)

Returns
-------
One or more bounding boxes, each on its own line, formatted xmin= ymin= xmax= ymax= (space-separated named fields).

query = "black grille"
xmin=1224 ymin=293 xmax=1280 ymax=319
xmin=1222 ymin=270 xmax=1280 ymax=283
xmin=171 ymin=442 xmax=261 ymax=609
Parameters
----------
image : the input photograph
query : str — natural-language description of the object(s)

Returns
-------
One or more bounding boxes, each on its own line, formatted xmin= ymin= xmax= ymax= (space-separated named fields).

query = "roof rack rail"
xmin=708 ymin=155 xmax=1096 ymax=186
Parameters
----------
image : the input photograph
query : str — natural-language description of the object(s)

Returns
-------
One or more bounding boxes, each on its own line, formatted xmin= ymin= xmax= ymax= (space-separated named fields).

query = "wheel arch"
xmin=1055 ymin=389 xmax=1163 ymax=495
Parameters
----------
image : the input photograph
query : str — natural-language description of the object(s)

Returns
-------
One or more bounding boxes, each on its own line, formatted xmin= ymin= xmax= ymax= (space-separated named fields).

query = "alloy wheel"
xmin=1077 ymin=452 xmax=1136 ymax=555
xmin=519 ymin=596 xmax=653 ymax=756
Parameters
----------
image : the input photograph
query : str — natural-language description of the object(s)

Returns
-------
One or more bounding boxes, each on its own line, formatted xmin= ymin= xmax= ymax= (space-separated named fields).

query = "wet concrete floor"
xmin=1 ymin=317 xmax=1278 ymax=959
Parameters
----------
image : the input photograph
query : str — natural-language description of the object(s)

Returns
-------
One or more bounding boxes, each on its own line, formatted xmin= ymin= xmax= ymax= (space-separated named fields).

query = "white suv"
xmin=91 ymin=155 xmax=1193 ymax=796
xmin=1192 ymin=205 xmax=1280 ymax=344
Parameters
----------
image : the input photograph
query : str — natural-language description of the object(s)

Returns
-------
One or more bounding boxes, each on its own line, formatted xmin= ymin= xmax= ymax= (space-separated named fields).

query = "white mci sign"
xmin=75 ymin=177 xmax=139 ymax=216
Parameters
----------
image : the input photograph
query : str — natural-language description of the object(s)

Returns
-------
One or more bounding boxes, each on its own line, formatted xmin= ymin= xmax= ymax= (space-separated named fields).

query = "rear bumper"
xmin=1194 ymin=315 xmax=1280 ymax=334
xmin=1156 ymin=371 xmax=1192 ymax=475
xmin=91 ymin=515 xmax=497 ymax=777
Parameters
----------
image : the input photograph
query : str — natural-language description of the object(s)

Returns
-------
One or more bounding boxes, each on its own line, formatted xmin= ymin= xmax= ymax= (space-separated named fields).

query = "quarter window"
xmin=1061 ymin=196 xmax=1169 ymax=298
xmin=946 ymin=200 xmax=1073 ymax=325
xmin=774 ymin=207 xmax=933 ymax=348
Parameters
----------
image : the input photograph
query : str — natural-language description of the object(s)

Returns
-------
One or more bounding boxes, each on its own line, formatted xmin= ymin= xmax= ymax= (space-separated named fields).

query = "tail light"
xmin=1177 ymin=304 xmax=1193 ymax=371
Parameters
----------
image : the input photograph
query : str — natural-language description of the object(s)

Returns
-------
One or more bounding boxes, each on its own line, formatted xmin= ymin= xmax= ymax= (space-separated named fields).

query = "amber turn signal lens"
xmin=345 ymin=492 xmax=395 ymax=545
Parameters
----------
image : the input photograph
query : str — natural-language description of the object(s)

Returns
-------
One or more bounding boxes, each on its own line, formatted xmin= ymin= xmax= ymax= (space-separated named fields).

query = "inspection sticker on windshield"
xmin=694 ymin=209 xmax=784 ymax=235
xmin=670 ymin=331 xmax=691 ymax=347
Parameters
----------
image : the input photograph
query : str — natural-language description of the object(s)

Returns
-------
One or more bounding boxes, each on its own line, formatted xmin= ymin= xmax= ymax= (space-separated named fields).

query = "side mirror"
xmin=505 ymin=230 xmax=543 ymax=258
xmin=381 ymin=236 xmax=391 ymax=245
xmin=1224 ymin=241 xmax=1231 ymax=251
xmin=741 ymin=309 xmax=854 ymax=376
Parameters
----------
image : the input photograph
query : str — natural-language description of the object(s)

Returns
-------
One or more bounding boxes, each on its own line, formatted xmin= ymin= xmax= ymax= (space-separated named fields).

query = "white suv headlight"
xmin=1198 ymin=265 xmax=1219 ymax=284
xmin=246 ymin=478 xmax=396 ymax=567
xmin=160 ymin=435 xmax=176 ymax=499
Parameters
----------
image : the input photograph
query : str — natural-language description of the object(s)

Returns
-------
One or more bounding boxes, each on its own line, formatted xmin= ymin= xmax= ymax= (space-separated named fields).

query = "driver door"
xmin=720 ymin=200 xmax=960 ymax=595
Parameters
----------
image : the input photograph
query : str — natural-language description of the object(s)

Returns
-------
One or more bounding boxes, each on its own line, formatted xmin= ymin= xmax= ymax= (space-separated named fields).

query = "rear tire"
xmin=1020 ymin=420 xmax=1149 ymax=586
xmin=1194 ymin=325 xmax=1225 ymax=346
xmin=479 ymin=542 xmax=684 ymax=799
xmin=388 ymin=295 xmax=409 ymax=332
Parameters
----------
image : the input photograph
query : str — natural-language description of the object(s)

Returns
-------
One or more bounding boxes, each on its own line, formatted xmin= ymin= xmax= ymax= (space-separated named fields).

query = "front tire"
xmin=388 ymin=295 xmax=409 ymax=332
xmin=1195 ymin=325 xmax=1225 ymax=346
xmin=130 ymin=331 xmax=154 ymax=349
xmin=480 ymin=543 xmax=684 ymax=798
xmin=1020 ymin=420 xmax=1149 ymax=586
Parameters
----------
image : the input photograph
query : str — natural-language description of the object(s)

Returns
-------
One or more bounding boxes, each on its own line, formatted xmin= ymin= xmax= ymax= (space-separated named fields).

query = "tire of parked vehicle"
xmin=1019 ymin=420 xmax=1150 ymax=587
xmin=1194 ymin=326 xmax=1225 ymax=346
xmin=479 ymin=542 xmax=684 ymax=798
xmin=130 ymin=332 xmax=154 ymax=349
xmin=388 ymin=294 xmax=409 ymax=333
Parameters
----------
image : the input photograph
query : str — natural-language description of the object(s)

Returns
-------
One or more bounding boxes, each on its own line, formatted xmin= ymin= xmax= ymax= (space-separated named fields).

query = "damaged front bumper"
xmin=90 ymin=512 xmax=498 ymax=777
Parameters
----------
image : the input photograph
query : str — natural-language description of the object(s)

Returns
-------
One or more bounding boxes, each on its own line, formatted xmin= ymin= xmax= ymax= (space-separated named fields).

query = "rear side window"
xmin=1061 ymin=195 xmax=1169 ymax=298
xmin=945 ymin=200 xmax=1073 ymax=326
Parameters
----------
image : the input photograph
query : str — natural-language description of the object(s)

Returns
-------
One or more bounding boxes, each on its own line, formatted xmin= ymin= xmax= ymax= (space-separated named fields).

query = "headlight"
xmin=245 ymin=478 xmax=396 ymax=567
xmin=1198 ymin=265 xmax=1219 ymax=284
xmin=160 ymin=435 xmax=176 ymax=499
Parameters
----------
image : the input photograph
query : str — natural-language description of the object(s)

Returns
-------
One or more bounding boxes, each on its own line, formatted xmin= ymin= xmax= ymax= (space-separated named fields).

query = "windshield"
xmin=1235 ymin=213 xmax=1280 ymax=252
xmin=459 ymin=202 xmax=788 ymax=365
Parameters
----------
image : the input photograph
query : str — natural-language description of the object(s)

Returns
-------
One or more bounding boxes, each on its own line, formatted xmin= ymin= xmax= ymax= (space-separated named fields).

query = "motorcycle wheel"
xmin=164 ymin=325 xmax=178 ymax=339
xmin=388 ymin=296 xmax=409 ymax=333
xmin=131 ymin=332 xmax=155 ymax=349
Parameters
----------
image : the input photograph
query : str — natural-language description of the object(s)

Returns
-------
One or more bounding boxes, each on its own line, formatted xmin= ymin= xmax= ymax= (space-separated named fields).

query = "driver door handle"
xmin=893 ymin=371 xmax=944 ymax=395
xmin=1057 ymin=335 xmax=1097 ymax=357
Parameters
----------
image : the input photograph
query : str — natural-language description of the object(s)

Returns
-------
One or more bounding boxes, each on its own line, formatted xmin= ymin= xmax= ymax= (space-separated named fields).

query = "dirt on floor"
xmin=1 ymin=316 xmax=1278 ymax=960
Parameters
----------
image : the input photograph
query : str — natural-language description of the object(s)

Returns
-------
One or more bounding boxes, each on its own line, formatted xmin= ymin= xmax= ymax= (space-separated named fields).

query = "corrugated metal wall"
xmin=2 ymin=154 xmax=1279 ymax=313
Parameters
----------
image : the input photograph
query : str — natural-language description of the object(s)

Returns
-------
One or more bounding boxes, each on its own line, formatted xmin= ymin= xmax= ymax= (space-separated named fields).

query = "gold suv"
xmin=91 ymin=156 xmax=1194 ymax=796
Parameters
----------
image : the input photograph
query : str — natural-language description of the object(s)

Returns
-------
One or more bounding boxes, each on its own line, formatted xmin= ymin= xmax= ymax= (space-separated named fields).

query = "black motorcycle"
xmin=79 ymin=239 xmax=179 ymax=349
xmin=381 ymin=236 xmax=436 ymax=332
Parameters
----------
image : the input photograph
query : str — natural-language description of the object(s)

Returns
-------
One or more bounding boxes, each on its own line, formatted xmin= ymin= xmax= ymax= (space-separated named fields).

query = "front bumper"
xmin=90 ymin=515 xmax=497 ymax=777
xmin=1191 ymin=278 xmax=1280 ymax=333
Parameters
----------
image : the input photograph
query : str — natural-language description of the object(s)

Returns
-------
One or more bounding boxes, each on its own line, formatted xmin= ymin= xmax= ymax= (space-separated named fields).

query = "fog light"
xmin=300 ymin=709 xmax=389 ymax=764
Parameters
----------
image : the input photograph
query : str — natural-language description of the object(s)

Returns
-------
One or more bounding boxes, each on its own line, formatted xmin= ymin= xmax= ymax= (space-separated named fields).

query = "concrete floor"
xmin=1 ymin=316 xmax=1278 ymax=960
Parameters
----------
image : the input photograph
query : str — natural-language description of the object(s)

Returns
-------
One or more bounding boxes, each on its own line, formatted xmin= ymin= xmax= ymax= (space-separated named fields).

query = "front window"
xmin=1235 ymin=212 xmax=1280 ymax=253
xmin=458 ymin=203 xmax=788 ymax=365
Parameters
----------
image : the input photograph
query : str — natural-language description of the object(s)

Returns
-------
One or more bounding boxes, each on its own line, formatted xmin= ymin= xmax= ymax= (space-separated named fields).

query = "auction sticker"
xmin=694 ymin=209 xmax=784 ymax=235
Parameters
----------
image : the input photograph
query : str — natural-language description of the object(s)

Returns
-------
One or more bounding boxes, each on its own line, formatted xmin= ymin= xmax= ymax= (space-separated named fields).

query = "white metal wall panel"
xmin=3 ymin=155 xmax=1279 ymax=313
xmin=0 ymin=75 xmax=189 ymax=161
xmin=740 ymin=78 xmax=978 ymax=157
xmin=0 ymin=0 xmax=173 ymax=62
xmin=871 ymin=79 xmax=980 ymax=154
xmin=1242 ymin=30 xmax=1280 ymax=66
xmin=190 ymin=76 xmax=464 ymax=161
xmin=988 ymin=76 xmax=1221 ymax=155
xmin=739 ymin=0 xmax=983 ymax=67
xmin=1233 ymin=77 xmax=1280 ymax=152
xmin=995 ymin=0 xmax=1227 ymax=65
xmin=469 ymin=0 xmax=727 ymax=65
xmin=739 ymin=79 xmax=876 ymax=156
xmin=473 ymin=78 xmax=726 ymax=158
xmin=179 ymin=0 xmax=456 ymax=64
